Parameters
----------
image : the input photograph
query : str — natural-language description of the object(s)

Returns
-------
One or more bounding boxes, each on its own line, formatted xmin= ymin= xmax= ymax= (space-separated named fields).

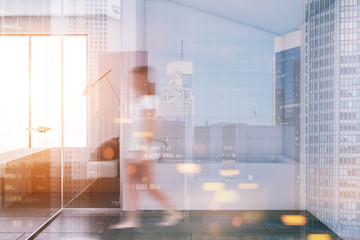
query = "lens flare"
xmin=219 ymin=169 xmax=240 ymax=176
xmin=103 ymin=147 xmax=115 ymax=160
xmin=127 ymin=164 xmax=137 ymax=175
xmin=209 ymin=200 xmax=220 ymax=211
xmin=281 ymin=215 xmax=307 ymax=226
xmin=232 ymin=216 xmax=243 ymax=227
xmin=133 ymin=131 xmax=153 ymax=138
xmin=307 ymin=234 xmax=331 ymax=240
xmin=176 ymin=163 xmax=201 ymax=174
xmin=202 ymin=182 xmax=225 ymax=191
xmin=214 ymin=190 xmax=239 ymax=203
xmin=114 ymin=118 xmax=134 ymax=123
xmin=208 ymin=222 xmax=221 ymax=235
xmin=238 ymin=183 xmax=259 ymax=190
xmin=242 ymin=211 xmax=264 ymax=223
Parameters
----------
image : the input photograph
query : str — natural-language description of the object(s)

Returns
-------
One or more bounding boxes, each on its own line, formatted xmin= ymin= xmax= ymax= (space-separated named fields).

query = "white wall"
xmin=125 ymin=158 xmax=300 ymax=210
xmin=236 ymin=126 xmax=284 ymax=155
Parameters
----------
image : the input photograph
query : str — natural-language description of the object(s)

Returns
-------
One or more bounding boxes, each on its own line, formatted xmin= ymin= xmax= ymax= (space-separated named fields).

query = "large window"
xmin=0 ymin=36 xmax=86 ymax=152
xmin=0 ymin=35 xmax=87 ymax=236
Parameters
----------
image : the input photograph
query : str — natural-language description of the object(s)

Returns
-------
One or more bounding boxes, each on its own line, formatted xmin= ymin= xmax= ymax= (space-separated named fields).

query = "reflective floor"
xmin=26 ymin=210 xmax=341 ymax=240
xmin=64 ymin=178 xmax=119 ymax=209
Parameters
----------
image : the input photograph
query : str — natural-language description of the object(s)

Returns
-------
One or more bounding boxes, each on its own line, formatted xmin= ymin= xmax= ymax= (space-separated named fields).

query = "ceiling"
xmin=170 ymin=0 xmax=301 ymax=35
xmin=0 ymin=0 xmax=301 ymax=35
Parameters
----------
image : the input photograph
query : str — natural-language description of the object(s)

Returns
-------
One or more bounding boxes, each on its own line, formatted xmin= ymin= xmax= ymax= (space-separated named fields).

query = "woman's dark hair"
xmin=132 ymin=66 xmax=155 ymax=95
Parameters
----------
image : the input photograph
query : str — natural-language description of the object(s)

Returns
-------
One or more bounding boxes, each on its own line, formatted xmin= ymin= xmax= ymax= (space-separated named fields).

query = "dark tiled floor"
xmin=0 ymin=177 xmax=119 ymax=240
xmin=64 ymin=178 xmax=120 ymax=209
xmin=0 ymin=193 xmax=62 ymax=240
xmin=31 ymin=210 xmax=341 ymax=240
xmin=0 ymin=215 xmax=52 ymax=240
xmin=0 ymin=233 xmax=26 ymax=240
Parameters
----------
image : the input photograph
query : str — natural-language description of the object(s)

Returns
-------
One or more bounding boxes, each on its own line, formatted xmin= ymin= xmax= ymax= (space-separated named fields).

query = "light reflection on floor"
xmin=30 ymin=210 xmax=341 ymax=240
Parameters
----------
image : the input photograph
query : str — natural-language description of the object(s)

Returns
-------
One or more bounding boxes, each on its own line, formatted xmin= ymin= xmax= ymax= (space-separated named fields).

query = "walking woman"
xmin=111 ymin=66 xmax=180 ymax=229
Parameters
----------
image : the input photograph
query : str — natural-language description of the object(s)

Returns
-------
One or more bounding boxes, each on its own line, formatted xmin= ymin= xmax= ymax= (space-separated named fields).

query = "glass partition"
xmin=0 ymin=0 xmax=300 ymax=236
xmin=1 ymin=0 xmax=359 ymax=239
xmin=0 ymin=34 xmax=87 ymax=237
xmin=0 ymin=35 xmax=63 ymax=238
xmin=116 ymin=0 xmax=301 ymax=213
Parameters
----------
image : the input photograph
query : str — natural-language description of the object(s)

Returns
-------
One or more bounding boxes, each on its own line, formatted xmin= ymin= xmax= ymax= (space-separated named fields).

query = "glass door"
xmin=0 ymin=35 xmax=87 ymax=238
xmin=0 ymin=35 xmax=63 ymax=238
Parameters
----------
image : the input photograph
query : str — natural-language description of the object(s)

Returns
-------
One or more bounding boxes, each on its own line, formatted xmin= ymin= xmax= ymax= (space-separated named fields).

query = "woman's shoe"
xmin=109 ymin=219 xmax=141 ymax=229
xmin=156 ymin=211 xmax=182 ymax=227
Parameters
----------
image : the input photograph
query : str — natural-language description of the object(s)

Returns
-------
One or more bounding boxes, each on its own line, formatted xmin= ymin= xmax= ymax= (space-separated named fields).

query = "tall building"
xmin=305 ymin=0 xmax=360 ymax=239
xmin=68 ymin=0 xmax=109 ymax=149
xmin=274 ymin=30 xmax=302 ymax=209
xmin=274 ymin=30 xmax=301 ymax=161
xmin=162 ymin=69 xmax=194 ymax=160
xmin=68 ymin=0 xmax=109 ymax=82
xmin=167 ymin=61 xmax=193 ymax=89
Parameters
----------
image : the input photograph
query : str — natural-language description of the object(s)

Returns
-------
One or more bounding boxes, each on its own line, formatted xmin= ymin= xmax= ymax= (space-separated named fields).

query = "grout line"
xmin=103 ymin=216 xmax=114 ymax=232
xmin=259 ymin=218 xmax=270 ymax=233
xmin=15 ymin=232 xmax=25 ymax=240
